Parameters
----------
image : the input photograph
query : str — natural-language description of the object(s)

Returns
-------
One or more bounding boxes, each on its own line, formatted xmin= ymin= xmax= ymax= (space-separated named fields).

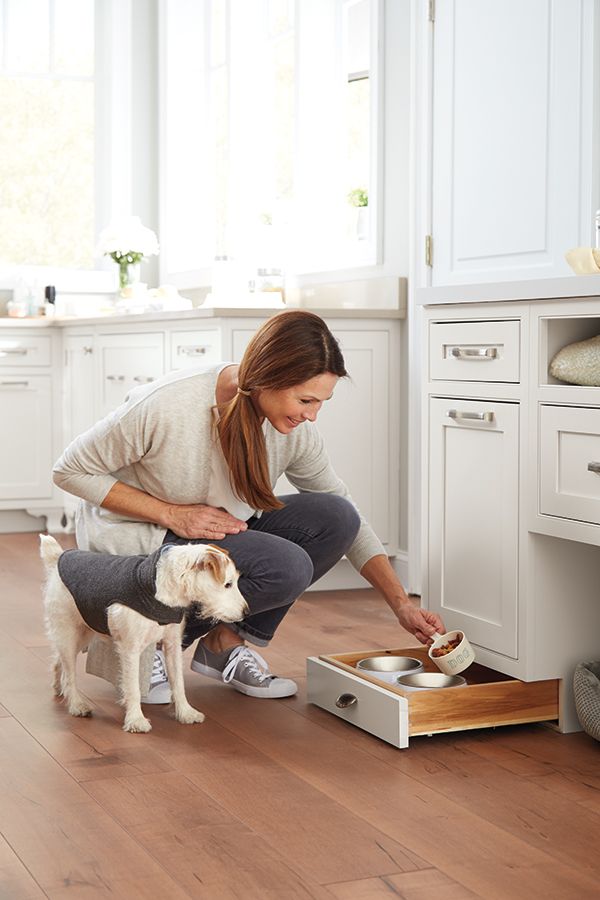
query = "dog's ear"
xmin=205 ymin=544 xmax=230 ymax=558
xmin=196 ymin=546 xmax=229 ymax=583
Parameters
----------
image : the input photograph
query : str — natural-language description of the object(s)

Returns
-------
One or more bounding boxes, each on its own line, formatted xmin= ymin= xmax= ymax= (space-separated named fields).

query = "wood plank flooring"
xmin=1 ymin=532 xmax=599 ymax=899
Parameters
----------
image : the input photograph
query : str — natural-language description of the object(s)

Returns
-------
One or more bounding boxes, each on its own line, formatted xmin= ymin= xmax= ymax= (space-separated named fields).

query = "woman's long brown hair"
xmin=217 ymin=310 xmax=347 ymax=511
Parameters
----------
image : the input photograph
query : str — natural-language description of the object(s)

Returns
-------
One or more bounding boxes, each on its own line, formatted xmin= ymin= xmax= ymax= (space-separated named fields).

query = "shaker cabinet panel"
xmin=98 ymin=333 xmax=165 ymax=418
xmin=428 ymin=396 xmax=519 ymax=658
xmin=63 ymin=334 xmax=96 ymax=447
xmin=0 ymin=375 xmax=53 ymax=499
xmin=431 ymin=0 xmax=595 ymax=285
xmin=540 ymin=404 xmax=600 ymax=525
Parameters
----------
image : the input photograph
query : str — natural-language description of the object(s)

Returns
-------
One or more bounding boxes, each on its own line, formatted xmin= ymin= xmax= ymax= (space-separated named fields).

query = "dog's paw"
xmin=176 ymin=706 xmax=205 ymax=725
xmin=123 ymin=716 xmax=152 ymax=733
xmin=68 ymin=700 xmax=93 ymax=717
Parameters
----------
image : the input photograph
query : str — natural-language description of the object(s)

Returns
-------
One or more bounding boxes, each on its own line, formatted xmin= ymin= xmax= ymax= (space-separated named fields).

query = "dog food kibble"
xmin=431 ymin=635 xmax=462 ymax=658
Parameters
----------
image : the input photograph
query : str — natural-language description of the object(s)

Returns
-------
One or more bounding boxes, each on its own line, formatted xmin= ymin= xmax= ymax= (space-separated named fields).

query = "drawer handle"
xmin=106 ymin=375 xmax=125 ymax=382
xmin=450 ymin=346 xmax=498 ymax=360
xmin=133 ymin=375 xmax=155 ymax=383
xmin=587 ymin=462 xmax=600 ymax=474
xmin=83 ymin=346 xmax=93 ymax=355
xmin=447 ymin=409 xmax=495 ymax=423
xmin=178 ymin=345 xmax=208 ymax=356
xmin=0 ymin=348 xmax=28 ymax=355
xmin=335 ymin=693 xmax=358 ymax=709
xmin=0 ymin=380 xmax=29 ymax=387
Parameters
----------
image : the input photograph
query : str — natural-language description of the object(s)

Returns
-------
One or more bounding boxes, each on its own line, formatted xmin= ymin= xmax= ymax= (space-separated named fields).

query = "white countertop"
xmin=416 ymin=274 xmax=600 ymax=306
xmin=0 ymin=305 xmax=405 ymax=328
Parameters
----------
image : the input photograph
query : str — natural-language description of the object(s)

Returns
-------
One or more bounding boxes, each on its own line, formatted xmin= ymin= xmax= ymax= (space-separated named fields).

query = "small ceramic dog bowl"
xmin=356 ymin=655 xmax=424 ymax=684
xmin=428 ymin=630 xmax=475 ymax=676
xmin=396 ymin=672 xmax=467 ymax=692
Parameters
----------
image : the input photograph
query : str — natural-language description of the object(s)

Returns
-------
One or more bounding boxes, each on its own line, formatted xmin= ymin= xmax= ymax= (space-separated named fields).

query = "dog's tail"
xmin=39 ymin=533 xmax=62 ymax=571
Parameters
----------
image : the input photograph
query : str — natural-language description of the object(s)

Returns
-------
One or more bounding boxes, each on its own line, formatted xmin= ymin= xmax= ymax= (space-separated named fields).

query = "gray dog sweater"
xmin=57 ymin=546 xmax=185 ymax=635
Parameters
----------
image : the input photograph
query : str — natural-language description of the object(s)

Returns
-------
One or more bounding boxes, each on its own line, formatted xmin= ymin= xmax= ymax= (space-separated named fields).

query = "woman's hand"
xmin=396 ymin=605 xmax=446 ymax=645
xmin=164 ymin=503 xmax=248 ymax=540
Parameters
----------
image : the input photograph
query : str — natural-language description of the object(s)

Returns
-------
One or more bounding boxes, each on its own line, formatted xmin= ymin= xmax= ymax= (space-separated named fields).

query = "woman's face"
xmin=254 ymin=372 xmax=339 ymax=434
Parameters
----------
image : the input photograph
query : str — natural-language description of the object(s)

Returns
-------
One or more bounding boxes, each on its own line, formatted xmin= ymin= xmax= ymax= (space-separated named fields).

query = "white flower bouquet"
xmin=97 ymin=216 xmax=159 ymax=290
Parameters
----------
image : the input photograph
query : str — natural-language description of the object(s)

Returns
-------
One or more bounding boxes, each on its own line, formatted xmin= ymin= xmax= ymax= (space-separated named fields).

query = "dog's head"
xmin=155 ymin=543 xmax=248 ymax=624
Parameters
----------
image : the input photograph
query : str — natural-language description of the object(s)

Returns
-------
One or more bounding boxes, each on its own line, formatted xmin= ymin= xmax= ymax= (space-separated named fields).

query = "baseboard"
xmin=307 ymin=552 xmax=409 ymax=592
xmin=0 ymin=510 xmax=46 ymax=533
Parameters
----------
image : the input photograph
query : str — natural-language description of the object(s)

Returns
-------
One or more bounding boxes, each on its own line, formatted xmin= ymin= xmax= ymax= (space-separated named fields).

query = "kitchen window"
xmin=160 ymin=0 xmax=382 ymax=287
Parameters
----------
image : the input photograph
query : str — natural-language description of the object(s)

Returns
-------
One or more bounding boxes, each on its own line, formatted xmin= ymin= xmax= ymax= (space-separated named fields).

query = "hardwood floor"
xmin=1 ymin=531 xmax=599 ymax=899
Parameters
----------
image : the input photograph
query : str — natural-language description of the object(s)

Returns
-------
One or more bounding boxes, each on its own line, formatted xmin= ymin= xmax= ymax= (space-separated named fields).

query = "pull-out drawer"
xmin=429 ymin=320 xmax=520 ymax=382
xmin=540 ymin=404 xmax=600 ymax=525
xmin=0 ymin=333 xmax=52 ymax=367
xmin=169 ymin=330 xmax=222 ymax=370
xmin=307 ymin=648 xmax=558 ymax=749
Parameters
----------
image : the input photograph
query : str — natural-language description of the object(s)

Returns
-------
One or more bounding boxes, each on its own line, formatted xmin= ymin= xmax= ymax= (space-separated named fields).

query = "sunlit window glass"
xmin=0 ymin=0 xmax=95 ymax=268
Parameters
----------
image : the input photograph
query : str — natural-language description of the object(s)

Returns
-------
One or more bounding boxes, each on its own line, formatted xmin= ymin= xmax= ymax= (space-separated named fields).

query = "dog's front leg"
xmin=117 ymin=640 xmax=153 ymax=733
xmin=162 ymin=624 xmax=204 ymax=725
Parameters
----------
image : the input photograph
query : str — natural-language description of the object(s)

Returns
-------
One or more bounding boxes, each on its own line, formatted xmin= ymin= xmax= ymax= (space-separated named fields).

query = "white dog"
xmin=40 ymin=535 xmax=248 ymax=733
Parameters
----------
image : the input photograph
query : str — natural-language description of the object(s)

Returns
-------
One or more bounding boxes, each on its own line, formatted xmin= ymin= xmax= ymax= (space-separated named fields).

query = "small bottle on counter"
xmin=44 ymin=285 xmax=56 ymax=317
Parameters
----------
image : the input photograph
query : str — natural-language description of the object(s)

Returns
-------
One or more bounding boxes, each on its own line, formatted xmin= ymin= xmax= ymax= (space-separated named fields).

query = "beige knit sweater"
xmin=53 ymin=363 xmax=386 ymax=571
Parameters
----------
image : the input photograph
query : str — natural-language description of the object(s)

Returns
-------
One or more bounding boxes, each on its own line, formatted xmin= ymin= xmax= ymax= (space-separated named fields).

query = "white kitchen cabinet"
xmin=0 ymin=374 xmax=53 ymax=500
xmin=63 ymin=334 xmax=96 ymax=445
xmin=421 ymin=288 xmax=600 ymax=734
xmin=97 ymin=332 xmax=165 ymax=418
xmin=428 ymin=396 xmax=519 ymax=657
xmin=428 ymin=0 xmax=598 ymax=285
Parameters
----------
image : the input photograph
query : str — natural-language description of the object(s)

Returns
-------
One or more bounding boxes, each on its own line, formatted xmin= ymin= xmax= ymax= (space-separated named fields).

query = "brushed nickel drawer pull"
xmin=335 ymin=693 xmax=358 ymax=709
xmin=83 ymin=346 xmax=93 ymax=355
xmin=447 ymin=409 xmax=495 ymax=423
xmin=0 ymin=348 xmax=28 ymax=355
xmin=450 ymin=346 xmax=498 ymax=360
xmin=178 ymin=345 xmax=208 ymax=356
xmin=133 ymin=375 xmax=155 ymax=383
xmin=106 ymin=375 xmax=125 ymax=382
xmin=0 ymin=380 xmax=29 ymax=386
xmin=587 ymin=462 xmax=600 ymax=474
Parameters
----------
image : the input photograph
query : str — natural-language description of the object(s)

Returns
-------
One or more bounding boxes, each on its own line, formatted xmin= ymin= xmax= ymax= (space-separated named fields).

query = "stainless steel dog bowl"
xmin=356 ymin=655 xmax=424 ymax=683
xmin=396 ymin=672 xmax=467 ymax=691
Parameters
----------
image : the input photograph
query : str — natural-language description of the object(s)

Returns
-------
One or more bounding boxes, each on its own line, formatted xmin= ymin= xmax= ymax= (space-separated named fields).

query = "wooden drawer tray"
xmin=307 ymin=647 xmax=558 ymax=749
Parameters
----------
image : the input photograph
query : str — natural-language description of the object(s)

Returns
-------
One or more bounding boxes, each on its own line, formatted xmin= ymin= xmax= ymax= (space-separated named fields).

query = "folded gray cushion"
xmin=549 ymin=334 xmax=600 ymax=386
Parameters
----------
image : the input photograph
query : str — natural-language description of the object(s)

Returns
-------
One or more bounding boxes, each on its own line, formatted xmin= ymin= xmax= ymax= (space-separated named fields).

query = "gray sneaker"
xmin=191 ymin=643 xmax=297 ymax=698
xmin=141 ymin=649 xmax=172 ymax=705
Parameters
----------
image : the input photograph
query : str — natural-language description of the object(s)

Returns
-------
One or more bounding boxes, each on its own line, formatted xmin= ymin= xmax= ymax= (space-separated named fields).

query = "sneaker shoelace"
xmin=222 ymin=646 xmax=272 ymax=684
xmin=150 ymin=651 xmax=168 ymax=686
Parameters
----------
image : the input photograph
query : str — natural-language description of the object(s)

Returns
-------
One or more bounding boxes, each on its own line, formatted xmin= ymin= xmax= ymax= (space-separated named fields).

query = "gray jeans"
xmin=162 ymin=493 xmax=361 ymax=648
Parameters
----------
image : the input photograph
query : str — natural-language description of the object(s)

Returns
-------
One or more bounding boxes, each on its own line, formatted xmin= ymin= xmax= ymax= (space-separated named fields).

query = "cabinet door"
xmin=63 ymin=334 xmax=95 ymax=447
xmin=98 ymin=333 xmax=165 ymax=418
xmin=428 ymin=397 xmax=519 ymax=657
xmin=431 ymin=0 xmax=595 ymax=285
xmin=0 ymin=375 xmax=53 ymax=499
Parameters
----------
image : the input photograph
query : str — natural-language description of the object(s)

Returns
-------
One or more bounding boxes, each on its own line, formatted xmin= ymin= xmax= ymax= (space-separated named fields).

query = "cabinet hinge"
xmin=428 ymin=0 xmax=435 ymax=22
xmin=425 ymin=234 xmax=433 ymax=267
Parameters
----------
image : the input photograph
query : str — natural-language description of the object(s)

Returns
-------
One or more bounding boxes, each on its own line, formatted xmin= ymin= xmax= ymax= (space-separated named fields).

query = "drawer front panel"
xmin=307 ymin=657 xmax=408 ymax=748
xmin=540 ymin=405 xmax=600 ymax=524
xmin=429 ymin=320 xmax=520 ymax=382
xmin=0 ymin=334 xmax=51 ymax=367
xmin=170 ymin=330 xmax=221 ymax=370
xmin=309 ymin=651 xmax=559 ymax=748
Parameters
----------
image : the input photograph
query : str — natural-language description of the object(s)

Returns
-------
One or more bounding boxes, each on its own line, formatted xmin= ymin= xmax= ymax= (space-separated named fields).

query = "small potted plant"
xmin=97 ymin=216 xmax=159 ymax=293
xmin=348 ymin=188 xmax=368 ymax=240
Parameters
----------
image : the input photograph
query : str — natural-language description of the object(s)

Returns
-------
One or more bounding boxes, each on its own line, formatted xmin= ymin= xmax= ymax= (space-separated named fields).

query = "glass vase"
xmin=118 ymin=259 xmax=141 ymax=291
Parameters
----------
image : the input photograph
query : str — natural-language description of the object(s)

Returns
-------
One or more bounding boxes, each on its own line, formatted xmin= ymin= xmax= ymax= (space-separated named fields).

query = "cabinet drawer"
xmin=429 ymin=320 xmax=520 ymax=382
xmin=0 ymin=334 xmax=51 ymax=367
xmin=308 ymin=648 xmax=558 ymax=749
xmin=540 ymin=405 xmax=600 ymax=525
xmin=170 ymin=330 xmax=221 ymax=370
